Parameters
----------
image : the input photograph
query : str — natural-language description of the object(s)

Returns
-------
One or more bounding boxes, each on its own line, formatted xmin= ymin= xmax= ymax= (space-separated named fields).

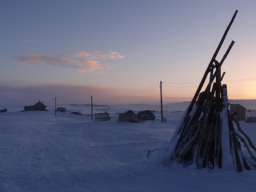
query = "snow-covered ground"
xmin=0 ymin=101 xmax=256 ymax=192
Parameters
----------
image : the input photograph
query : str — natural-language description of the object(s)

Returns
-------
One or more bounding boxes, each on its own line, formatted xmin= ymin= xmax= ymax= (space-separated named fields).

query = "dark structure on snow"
xmin=0 ymin=108 xmax=7 ymax=113
xmin=138 ymin=110 xmax=156 ymax=121
xmin=71 ymin=111 xmax=82 ymax=115
xmin=119 ymin=110 xmax=155 ymax=122
xmin=168 ymin=10 xmax=256 ymax=172
xmin=230 ymin=104 xmax=246 ymax=121
xmin=119 ymin=110 xmax=138 ymax=122
xmin=246 ymin=116 xmax=256 ymax=123
xmin=95 ymin=112 xmax=111 ymax=121
xmin=56 ymin=107 xmax=66 ymax=112
xmin=23 ymin=101 xmax=47 ymax=111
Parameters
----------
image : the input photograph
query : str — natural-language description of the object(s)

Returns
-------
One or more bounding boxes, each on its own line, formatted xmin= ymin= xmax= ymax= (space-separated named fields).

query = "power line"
xmin=90 ymin=77 xmax=256 ymax=103
xmin=224 ymin=78 xmax=256 ymax=84
xmin=93 ymin=82 xmax=159 ymax=101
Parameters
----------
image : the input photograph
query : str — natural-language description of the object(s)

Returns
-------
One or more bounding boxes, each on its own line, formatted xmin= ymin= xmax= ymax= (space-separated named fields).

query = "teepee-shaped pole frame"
xmin=169 ymin=10 xmax=256 ymax=171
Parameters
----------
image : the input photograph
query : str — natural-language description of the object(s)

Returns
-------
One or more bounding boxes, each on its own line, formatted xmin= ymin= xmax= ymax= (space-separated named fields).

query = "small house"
xmin=56 ymin=107 xmax=66 ymax=112
xmin=0 ymin=108 xmax=7 ymax=113
xmin=246 ymin=116 xmax=256 ymax=123
xmin=24 ymin=101 xmax=47 ymax=111
xmin=229 ymin=104 xmax=246 ymax=121
xmin=119 ymin=110 xmax=138 ymax=122
xmin=119 ymin=110 xmax=156 ymax=122
xmin=137 ymin=110 xmax=156 ymax=121
xmin=95 ymin=112 xmax=111 ymax=121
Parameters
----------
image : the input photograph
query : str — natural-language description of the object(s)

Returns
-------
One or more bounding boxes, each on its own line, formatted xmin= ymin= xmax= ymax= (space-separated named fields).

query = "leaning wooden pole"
xmin=186 ymin=10 xmax=238 ymax=114
xmin=219 ymin=41 xmax=235 ymax=65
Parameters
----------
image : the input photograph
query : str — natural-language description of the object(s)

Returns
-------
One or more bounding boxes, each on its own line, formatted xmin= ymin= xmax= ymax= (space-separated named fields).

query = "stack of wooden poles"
xmin=169 ymin=10 xmax=256 ymax=172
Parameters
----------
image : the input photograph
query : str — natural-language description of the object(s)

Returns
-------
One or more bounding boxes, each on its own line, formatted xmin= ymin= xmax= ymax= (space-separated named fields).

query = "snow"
xmin=0 ymin=102 xmax=256 ymax=192
xmin=220 ymin=87 xmax=234 ymax=170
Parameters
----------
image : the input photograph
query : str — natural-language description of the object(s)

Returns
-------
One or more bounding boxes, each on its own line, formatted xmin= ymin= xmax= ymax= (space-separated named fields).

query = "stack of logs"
xmin=169 ymin=10 xmax=256 ymax=172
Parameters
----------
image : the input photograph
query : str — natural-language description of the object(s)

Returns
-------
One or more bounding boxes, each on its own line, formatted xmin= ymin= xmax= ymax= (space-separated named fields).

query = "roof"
xmin=230 ymin=104 xmax=246 ymax=110
xmin=34 ymin=101 xmax=46 ymax=107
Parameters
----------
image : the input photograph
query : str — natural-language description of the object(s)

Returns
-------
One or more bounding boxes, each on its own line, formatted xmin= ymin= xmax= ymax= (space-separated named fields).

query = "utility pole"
xmin=55 ymin=96 xmax=57 ymax=117
xmin=160 ymin=81 xmax=164 ymax=122
xmin=91 ymin=96 xmax=93 ymax=120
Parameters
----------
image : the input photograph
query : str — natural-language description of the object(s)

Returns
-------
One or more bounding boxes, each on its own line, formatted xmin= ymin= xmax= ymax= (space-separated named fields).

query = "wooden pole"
xmin=219 ymin=41 xmax=235 ymax=65
xmin=55 ymin=96 xmax=56 ymax=117
xmin=160 ymin=81 xmax=164 ymax=122
xmin=91 ymin=96 xmax=93 ymax=120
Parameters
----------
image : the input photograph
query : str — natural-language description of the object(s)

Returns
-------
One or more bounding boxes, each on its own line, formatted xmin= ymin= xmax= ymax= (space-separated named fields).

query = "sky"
xmin=1 ymin=0 xmax=256 ymax=106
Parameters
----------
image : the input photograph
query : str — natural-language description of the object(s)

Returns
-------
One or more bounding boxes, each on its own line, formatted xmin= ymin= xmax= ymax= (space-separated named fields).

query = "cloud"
xmin=17 ymin=55 xmax=73 ymax=66
xmin=93 ymin=51 xmax=125 ymax=59
xmin=77 ymin=59 xmax=102 ymax=73
xmin=16 ymin=50 xmax=124 ymax=73
xmin=72 ymin=50 xmax=91 ymax=57
xmin=73 ymin=50 xmax=125 ymax=60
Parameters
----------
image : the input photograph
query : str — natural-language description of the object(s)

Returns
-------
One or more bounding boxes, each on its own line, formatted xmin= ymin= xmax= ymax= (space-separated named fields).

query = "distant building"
xmin=95 ymin=112 xmax=111 ymax=121
xmin=56 ymin=107 xmax=66 ymax=112
xmin=229 ymin=104 xmax=246 ymax=121
xmin=119 ymin=110 xmax=155 ymax=122
xmin=246 ymin=116 xmax=256 ymax=123
xmin=119 ymin=110 xmax=138 ymax=122
xmin=0 ymin=108 xmax=7 ymax=113
xmin=23 ymin=101 xmax=47 ymax=111
xmin=137 ymin=110 xmax=156 ymax=121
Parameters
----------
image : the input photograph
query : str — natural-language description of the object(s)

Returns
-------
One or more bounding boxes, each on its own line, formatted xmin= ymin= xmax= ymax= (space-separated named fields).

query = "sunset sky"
xmin=1 ymin=0 xmax=256 ymax=105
